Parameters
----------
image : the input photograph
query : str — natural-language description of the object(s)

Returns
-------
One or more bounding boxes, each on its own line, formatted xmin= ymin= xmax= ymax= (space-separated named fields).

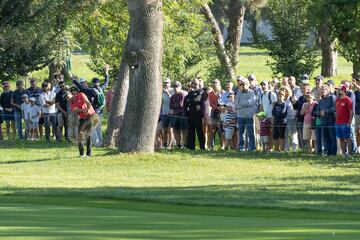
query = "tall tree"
xmin=253 ymin=0 xmax=319 ymax=77
xmin=201 ymin=0 xmax=267 ymax=80
xmin=308 ymin=0 xmax=337 ymax=77
xmin=118 ymin=0 xmax=163 ymax=153
xmin=325 ymin=0 xmax=360 ymax=78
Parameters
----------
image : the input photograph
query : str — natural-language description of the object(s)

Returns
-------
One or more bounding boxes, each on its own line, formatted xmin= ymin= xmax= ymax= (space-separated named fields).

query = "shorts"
xmin=2 ymin=111 xmax=14 ymax=121
xmin=170 ymin=116 xmax=187 ymax=131
xmin=303 ymin=123 xmax=315 ymax=140
xmin=210 ymin=117 xmax=221 ymax=125
xmin=273 ymin=122 xmax=286 ymax=140
xmin=335 ymin=124 xmax=351 ymax=139
xmin=355 ymin=114 xmax=360 ymax=130
xmin=30 ymin=121 xmax=39 ymax=129
xmin=260 ymin=135 xmax=269 ymax=143
xmin=39 ymin=116 xmax=44 ymax=125
xmin=224 ymin=128 xmax=235 ymax=140
xmin=24 ymin=119 xmax=31 ymax=130
xmin=161 ymin=114 xmax=171 ymax=128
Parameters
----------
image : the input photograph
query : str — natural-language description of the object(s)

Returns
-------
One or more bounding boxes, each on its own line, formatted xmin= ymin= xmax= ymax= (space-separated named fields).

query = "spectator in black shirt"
xmin=55 ymin=81 xmax=69 ymax=141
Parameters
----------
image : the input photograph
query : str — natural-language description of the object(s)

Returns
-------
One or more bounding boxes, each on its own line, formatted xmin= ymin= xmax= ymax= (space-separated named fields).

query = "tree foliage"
xmin=253 ymin=0 xmax=319 ymax=77
xmin=324 ymin=0 xmax=360 ymax=77
xmin=0 ymin=0 xmax=88 ymax=81
xmin=75 ymin=0 xmax=216 ymax=83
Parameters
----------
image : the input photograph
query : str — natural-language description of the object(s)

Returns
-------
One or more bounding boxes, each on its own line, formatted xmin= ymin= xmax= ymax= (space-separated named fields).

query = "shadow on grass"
xmin=1 ymin=196 xmax=359 ymax=240
xmin=1 ymin=177 xmax=360 ymax=215
xmin=0 ymin=140 xmax=75 ymax=149
xmin=155 ymin=148 xmax=360 ymax=168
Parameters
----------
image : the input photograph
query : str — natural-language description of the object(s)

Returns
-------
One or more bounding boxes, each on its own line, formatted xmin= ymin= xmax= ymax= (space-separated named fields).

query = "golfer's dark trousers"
xmin=187 ymin=117 xmax=205 ymax=150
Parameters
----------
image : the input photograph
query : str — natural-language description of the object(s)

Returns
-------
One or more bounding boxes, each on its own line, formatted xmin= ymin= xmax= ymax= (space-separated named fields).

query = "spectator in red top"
xmin=65 ymin=86 xmax=98 ymax=157
xmin=208 ymin=79 xmax=224 ymax=149
xmin=169 ymin=81 xmax=188 ymax=148
xmin=335 ymin=85 xmax=354 ymax=156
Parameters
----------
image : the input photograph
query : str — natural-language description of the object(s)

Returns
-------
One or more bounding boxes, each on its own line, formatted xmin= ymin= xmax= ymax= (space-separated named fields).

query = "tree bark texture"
xmin=353 ymin=40 xmax=360 ymax=78
xmin=118 ymin=0 xmax=163 ymax=153
xmin=48 ymin=63 xmax=71 ymax=84
xmin=104 ymin=52 xmax=129 ymax=147
xmin=226 ymin=0 xmax=246 ymax=69
xmin=319 ymin=23 xmax=337 ymax=77
xmin=201 ymin=4 xmax=236 ymax=81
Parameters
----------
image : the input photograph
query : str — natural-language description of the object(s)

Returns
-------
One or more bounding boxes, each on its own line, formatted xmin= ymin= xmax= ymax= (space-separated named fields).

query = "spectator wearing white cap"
xmin=20 ymin=94 xmax=31 ymax=139
xmin=234 ymin=78 xmax=257 ymax=151
xmin=223 ymin=102 xmax=236 ymax=150
xmin=312 ymin=75 xmax=324 ymax=101
xmin=28 ymin=97 xmax=41 ymax=140
xmin=161 ymin=78 xmax=174 ymax=149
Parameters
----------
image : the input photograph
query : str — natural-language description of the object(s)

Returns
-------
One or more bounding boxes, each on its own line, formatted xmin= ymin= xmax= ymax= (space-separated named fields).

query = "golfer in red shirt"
xmin=335 ymin=85 xmax=354 ymax=156
xmin=65 ymin=86 xmax=98 ymax=157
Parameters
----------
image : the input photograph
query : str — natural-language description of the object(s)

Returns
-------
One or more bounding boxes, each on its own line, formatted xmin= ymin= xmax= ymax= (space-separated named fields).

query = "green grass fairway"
xmin=1 ymin=197 xmax=360 ymax=240
xmin=1 ymin=141 xmax=360 ymax=239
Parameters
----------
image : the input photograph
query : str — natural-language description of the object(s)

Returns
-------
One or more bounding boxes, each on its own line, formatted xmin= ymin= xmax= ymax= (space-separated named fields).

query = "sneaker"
xmin=79 ymin=154 xmax=86 ymax=158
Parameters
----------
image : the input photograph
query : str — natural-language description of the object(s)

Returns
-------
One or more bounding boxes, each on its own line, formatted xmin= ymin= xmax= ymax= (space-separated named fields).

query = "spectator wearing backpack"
xmin=72 ymin=64 xmax=109 ymax=147
xmin=259 ymin=80 xmax=277 ymax=150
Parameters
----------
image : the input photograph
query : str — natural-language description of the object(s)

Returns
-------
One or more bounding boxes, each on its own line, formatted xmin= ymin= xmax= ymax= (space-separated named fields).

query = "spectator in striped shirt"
xmin=223 ymin=102 xmax=236 ymax=150
xmin=257 ymin=111 xmax=271 ymax=152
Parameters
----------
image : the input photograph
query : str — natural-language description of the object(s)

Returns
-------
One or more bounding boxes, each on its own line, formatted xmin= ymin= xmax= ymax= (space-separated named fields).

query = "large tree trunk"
xmin=226 ymin=0 xmax=246 ymax=69
xmin=201 ymin=4 xmax=235 ymax=81
xmin=319 ymin=23 xmax=337 ymax=77
xmin=48 ymin=63 xmax=62 ymax=84
xmin=48 ymin=63 xmax=71 ymax=84
xmin=353 ymin=62 xmax=360 ymax=78
xmin=104 ymin=54 xmax=129 ymax=147
xmin=118 ymin=0 xmax=163 ymax=153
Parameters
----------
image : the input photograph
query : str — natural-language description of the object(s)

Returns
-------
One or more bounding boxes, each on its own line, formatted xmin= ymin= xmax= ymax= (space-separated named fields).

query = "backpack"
xmin=92 ymin=88 xmax=106 ymax=109
xmin=260 ymin=91 xmax=274 ymax=105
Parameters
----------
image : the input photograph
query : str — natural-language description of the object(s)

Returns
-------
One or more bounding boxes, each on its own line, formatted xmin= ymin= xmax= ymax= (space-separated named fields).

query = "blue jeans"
xmin=14 ymin=111 xmax=23 ymax=139
xmin=237 ymin=117 xmax=256 ymax=151
xmin=321 ymin=121 xmax=337 ymax=155
xmin=315 ymin=125 xmax=322 ymax=154
xmin=44 ymin=113 xmax=57 ymax=140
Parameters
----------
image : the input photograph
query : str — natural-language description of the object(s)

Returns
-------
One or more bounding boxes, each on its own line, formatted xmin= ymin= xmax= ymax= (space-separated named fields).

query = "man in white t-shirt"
xmin=259 ymin=80 xmax=277 ymax=150
xmin=39 ymin=82 xmax=58 ymax=141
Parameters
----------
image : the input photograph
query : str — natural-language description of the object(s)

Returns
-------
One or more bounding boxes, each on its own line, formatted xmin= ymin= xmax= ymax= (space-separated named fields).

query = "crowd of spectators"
xmin=1 ymin=68 xmax=360 ymax=157
xmin=157 ymin=74 xmax=360 ymax=156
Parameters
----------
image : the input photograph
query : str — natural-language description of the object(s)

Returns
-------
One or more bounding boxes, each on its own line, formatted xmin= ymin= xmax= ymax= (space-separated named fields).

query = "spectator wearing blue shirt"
xmin=11 ymin=80 xmax=30 ymax=139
